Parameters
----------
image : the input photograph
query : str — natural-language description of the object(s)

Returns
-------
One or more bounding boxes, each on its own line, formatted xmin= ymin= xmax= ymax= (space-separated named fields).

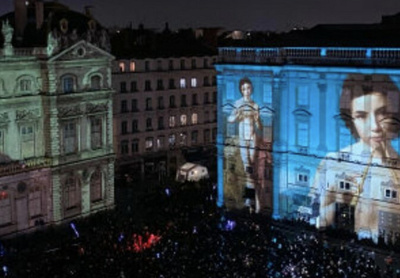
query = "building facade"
xmin=217 ymin=45 xmax=400 ymax=243
xmin=113 ymin=54 xmax=218 ymax=181
xmin=0 ymin=1 xmax=115 ymax=237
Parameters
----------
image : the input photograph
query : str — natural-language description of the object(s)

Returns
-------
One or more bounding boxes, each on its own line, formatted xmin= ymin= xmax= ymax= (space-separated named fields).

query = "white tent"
xmin=176 ymin=162 xmax=209 ymax=182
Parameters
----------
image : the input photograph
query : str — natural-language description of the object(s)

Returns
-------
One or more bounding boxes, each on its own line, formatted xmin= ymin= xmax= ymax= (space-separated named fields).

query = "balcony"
xmin=0 ymin=157 xmax=52 ymax=177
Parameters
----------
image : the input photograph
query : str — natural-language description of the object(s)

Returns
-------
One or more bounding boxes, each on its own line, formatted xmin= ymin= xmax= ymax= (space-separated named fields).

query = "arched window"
xmin=62 ymin=75 xmax=75 ymax=93
xmin=65 ymin=175 xmax=78 ymax=209
xmin=90 ymin=169 xmax=102 ymax=202
xmin=90 ymin=75 xmax=101 ymax=90
xmin=29 ymin=187 xmax=42 ymax=217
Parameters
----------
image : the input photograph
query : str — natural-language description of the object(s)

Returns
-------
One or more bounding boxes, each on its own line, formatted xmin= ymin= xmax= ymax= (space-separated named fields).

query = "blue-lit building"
xmin=216 ymin=20 xmax=400 ymax=243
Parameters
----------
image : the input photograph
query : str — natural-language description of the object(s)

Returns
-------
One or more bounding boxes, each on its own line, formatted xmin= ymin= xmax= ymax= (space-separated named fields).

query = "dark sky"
xmin=1 ymin=0 xmax=400 ymax=31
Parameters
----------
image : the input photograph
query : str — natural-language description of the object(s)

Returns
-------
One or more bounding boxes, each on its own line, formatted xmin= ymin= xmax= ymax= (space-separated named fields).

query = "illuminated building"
xmin=112 ymin=27 xmax=218 ymax=181
xmin=217 ymin=21 xmax=400 ymax=243
xmin=0 ymin=0 xmax=114 ymax=237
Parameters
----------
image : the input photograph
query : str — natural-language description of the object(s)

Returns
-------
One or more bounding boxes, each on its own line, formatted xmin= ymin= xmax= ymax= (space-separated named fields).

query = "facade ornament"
xmin=2 ymin=19 xmax=14 ymax=56
xmin=58 ymin=105 xmax=82 ymax=118
xmin=47 ymin=29 xmax=60 ymax=56
xmin=87 ymin=102 xmax=108 ymax=114
xmin=16 ymin=109 xmax=40 ymax=121
xmin=0 ymin=112 xmax=10 ymax=125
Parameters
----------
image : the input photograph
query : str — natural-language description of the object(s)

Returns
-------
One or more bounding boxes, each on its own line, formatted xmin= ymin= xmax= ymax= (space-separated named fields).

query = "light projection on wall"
xmin=218 ymin=66 xmax=400 ymax=243
xmin=221 ymin=75 xmax=274 ymax=214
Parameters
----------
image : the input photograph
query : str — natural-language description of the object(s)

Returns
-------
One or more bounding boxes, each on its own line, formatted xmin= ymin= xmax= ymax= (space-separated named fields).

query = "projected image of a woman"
xmin=316 ymin=74 xmax=400 ymax=242
xmin=228 ymin=77 xmax=262 ymax=207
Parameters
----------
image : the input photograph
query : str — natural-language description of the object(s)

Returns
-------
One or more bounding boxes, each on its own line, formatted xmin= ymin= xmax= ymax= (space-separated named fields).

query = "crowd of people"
xmin=0 ymin=180 xmax=399 ymax=277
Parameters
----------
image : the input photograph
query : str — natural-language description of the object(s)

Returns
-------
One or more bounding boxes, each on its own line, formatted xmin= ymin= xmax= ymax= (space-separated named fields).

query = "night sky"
xmin=1 ymin=0 xmax=400 ymax=31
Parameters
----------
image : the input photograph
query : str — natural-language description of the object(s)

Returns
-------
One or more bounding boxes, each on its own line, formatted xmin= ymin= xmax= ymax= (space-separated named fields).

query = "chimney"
xmin=35 ymin=0 xmax=44 ymax=30
xmin=14 ymin=0 xmax=27 ymax=40
xmin=84 ymin=5 xmax=94 ymax=17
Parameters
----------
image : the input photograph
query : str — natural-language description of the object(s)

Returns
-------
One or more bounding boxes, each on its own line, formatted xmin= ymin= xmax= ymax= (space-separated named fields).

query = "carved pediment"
xmin=59 ymin=105 xmax=83 ymax=118
xmin=16 ymin=109 xmax=40 ymax=121
xmin=49 ymin=40 xmax=114 ymax=62
xmin=87 ymin=102 xmax=108 ymax=114
xmin=0 ymin=112 xmax=9 ymax=125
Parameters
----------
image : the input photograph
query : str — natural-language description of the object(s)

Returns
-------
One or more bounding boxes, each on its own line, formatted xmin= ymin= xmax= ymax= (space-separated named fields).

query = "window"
xmin=169 ymin=78 xmax=175 ymax=89
xmin=181 ymin=94 xmax=187 ymax=107
xmin=169 ymin=134 xmax=176 ymax=147
xmin=203 ymin=76 xmax=209 ymax=86
xmin=212 ymin=91 xmax=217 ymax=103
xmin=205 ymin=111 xmax=210 ymax=123
xmin=191 ymin=59 xmax=196 ymax=69
xmin=90 ymin=118 xmax=102 ymax=149
xmin=191 ymin=130 xmax=198 ymax=144
xmin=169 ymin=60 xmax=174 ymax=70
xmin=132 ymin=120 xmax=138 ymax=133
xmin=339 ymin=181 xmax=352 ymax=191
xmin=21 ymin=125 xmax=34 ymax=158
xmin=158 ymin=96 xmax=164 ymax=109
xmin=130 ymin=61 xmax=136 ymax=72
xmin=120 ymin=82 xmax=127 ymax=93
xmin=65 ymin=175 xmax=78 ymax=209
xmin=145 ymin=61 xmax=150 ymax=71
xmin=158 ymin=117 xmax=164 ymax=130
xmin=145 ymin=98 xmax=152 ymax=111
xmin=180 ymin=59 xmax=185 ymax=70
xmin=204 ymin=129 xmax=210 ymax=143
xmin=157 ymin=136 xmax=165 ymax=149
xmin=203 ymin=58 xmax=208 ymax=68
xmin=63 ymin=121 xmax=76 ymax=154
xmin=157 ymin=60 xmax=162 ymax=70
xmin=146 ymin=118 xmax=152 ymax=130
xmin=90 ymin=75 xmax=101 ymax=90
xmin=204 ymin=92 xmax=209 ymax=104
xmin=191 ymin=78 xmax=197 ymax=88
xmin=169 ymin=95 xmax=176 ymax=108
xmin=62 ymin=76 xmax=74 ymax=93
xmin=180 ymin=114 xmax=187 ymax=126
xmin=119 ymin=62 xmax=125 ymax=72
xmin=0 ymin=191 xmax=11 ymax=225
xmin=145 ymin=80 xmax=152 ymax=91
xmin=297 ymin=173 xmax=309 ymax=183
xmin=131 ymin=99 xmax=138 ymax=112
xmin=180 ymin=132 xmax=187 ymax=145
xmin=121 ymin=100 xmax=128 ymax=113
xmin=157 ymin=79 xmax=164 ymax=90
xmin=263 ymin=83 xmax=272 ymax=104
xmin=90 ymin=169 xmax=102 ymax=202
xmin=169 ymin=116 xmax=176 ymax=128
xmin=385 ymin=189 xmax=398 ymax=199
xmin=296 ymin=122 xmax=309 ymax=147
xmin=180 ymin=78 xmax=186 ymax=89
xmin=121 ymin=140 xmax=129 ymax=154
xmin=213 ymin=110 xmax=217 ymax=122
xmin=145 ymin=137 xmax=153 ymax=151
xmin=192 ymin=94 xmax=198 ymax=105
xmin=296 ymin=86 xmax=309 ymax=106
xmin=132 ymin=139 xmax=139 ymax=153
xmin=121 ymin=121 xmax=128 ymax=135
xmin=29 ymin=187 xmax=42 ymax=217
xmin=191 ymin=113 xmax=198 ymax=125
xmin=212 ymin=127 xmax=217 ymax=142
xmin=212 ymin=76 xmax=217 ymax=86
xmin=130 ymin=81 xmax=137 ymax=92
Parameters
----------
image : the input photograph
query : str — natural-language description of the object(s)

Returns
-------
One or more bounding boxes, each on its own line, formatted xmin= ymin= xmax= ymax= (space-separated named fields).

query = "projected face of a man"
xmin=241 ymin=82 xmax=252 ymax=99
xmin=352 ymin=92 xmax=388 ymax=150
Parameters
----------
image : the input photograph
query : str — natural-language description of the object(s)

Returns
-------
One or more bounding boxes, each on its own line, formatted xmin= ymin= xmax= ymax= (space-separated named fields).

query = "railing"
xmin=219 ymin=47 xmax=400 ymax=66
xmin=0 ymin=157 xmax=52 ymax=177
